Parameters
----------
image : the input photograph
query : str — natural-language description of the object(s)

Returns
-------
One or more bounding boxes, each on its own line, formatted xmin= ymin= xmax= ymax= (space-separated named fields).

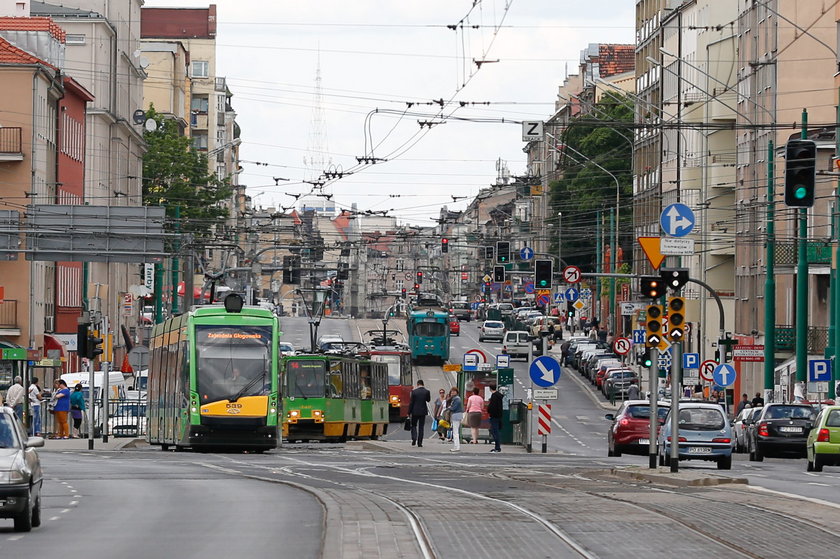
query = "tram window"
xmin=360 ymin=365 xmax=372 ymax=400
xmin=286 ymin=360 xmax=325 ymax=398
xmin=343 ymin=362 xmax=359 ymax=399
xmin=328 ymin=361 xmax=343 ymax=398
xmin=415 ymin=322 xmax=445 ymax=337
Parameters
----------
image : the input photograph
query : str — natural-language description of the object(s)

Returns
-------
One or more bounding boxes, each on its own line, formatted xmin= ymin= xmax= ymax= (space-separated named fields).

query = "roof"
xmin=0 ymin=35 xmax=55 ymax=69
xmin=0 ymin=16 xmax=66 ymax=41
xmin=598 ymin=44 xmax=635 ymax=78
xmin=30 ymin=1 xmax=102 ymax=18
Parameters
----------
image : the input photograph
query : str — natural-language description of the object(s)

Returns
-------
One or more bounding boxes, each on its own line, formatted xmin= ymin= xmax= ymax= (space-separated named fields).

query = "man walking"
xmin=487 ymin=383 xmax=503 ymax=453
xmin=5 ymin=376 xmax=25 ymax=421
xmin=408 ymin=379 xmax=431 ymax=447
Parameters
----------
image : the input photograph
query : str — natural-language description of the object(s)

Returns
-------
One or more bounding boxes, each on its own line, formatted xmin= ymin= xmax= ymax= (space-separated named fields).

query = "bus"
xmin=147 ymin=295 xmax=281 ymax=451
xmin=407 ymin=308 xmax=451 ymax=364
xmin=361 ymin=329 xmax=413 ymax=421
xmin=282 ymin=353 xmax=389 ymax=442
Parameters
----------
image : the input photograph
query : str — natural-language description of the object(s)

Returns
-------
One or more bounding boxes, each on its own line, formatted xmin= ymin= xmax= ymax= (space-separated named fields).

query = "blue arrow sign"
xmin=520 ymin=247 xmax=534 ymax=261
xmin=712 ymin=363 xmax=737 ymax=387
xmin=564 ymin=287 xmax=579 ymax=302
xmin=529 ymin=355 xmax=562 ymax=387
xmin=632 ymin=329 xmax=645 ymax=344
xmin=683 ymin=352 xmax=700 ymax=370
xmin=809 ymin=359 xmax=832 ymax=383
xmin=660 ymin=203 xmax=696 ymax=238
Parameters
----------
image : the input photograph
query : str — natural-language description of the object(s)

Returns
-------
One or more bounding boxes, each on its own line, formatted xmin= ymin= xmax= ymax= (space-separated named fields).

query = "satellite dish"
xmin=144 ymin=119 xmax=158 ymax=132
xmin=138 ymin=56 xmax=150 ymax=69
xmin=132 ymin=109 xmax=147 ymax=125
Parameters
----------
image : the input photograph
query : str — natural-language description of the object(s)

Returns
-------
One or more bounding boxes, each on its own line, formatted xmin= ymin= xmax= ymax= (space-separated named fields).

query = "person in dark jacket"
xmin=408 ymin=380 xmax=431 ymax=447
xmin=487 ymin=383 xmax=504 ymax=452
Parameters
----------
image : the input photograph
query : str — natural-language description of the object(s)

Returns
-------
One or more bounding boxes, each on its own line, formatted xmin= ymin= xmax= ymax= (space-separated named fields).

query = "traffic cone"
xmin=120 ymin=353 xmax=133 ymax=374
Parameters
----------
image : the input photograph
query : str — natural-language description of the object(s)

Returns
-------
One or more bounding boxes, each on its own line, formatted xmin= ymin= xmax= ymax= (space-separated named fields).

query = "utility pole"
xmin=609 ymin=206 xmax=616 ymax=334
xmin=764 ymin=140 xmax=776 ymax=399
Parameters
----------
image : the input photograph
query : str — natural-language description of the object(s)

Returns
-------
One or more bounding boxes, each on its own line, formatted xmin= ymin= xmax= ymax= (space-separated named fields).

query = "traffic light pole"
xmin=765 ymin=140 xmax=777 ymax=400
xmin=648 ymin=347 xmax=659 ymax=469
xmin=670 ymin=341 xmax=682 ymax=473
xmin=796 ymin=109 xmax=809 ymax=386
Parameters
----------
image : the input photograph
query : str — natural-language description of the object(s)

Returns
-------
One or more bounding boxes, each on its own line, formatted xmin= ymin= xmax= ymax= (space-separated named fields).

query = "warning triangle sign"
xmin=638 ymin=237 xmax=665 ymax=270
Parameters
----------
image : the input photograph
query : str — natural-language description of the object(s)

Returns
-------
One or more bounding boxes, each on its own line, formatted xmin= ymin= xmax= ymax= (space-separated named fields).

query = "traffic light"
xmin=534 ymin=259 xmax=553 ymax=289
xmin=493 ymin=265 xmax=505 ymax=282
xmin=666 ymin=296 xmax=686 ymax=342
xmin=566 ymin=301 xmax=575 ymax=319
xmin=441 ymin=238 xmax=449 ymax=253
xmin=484 ymin=246 xmax=494 ymax=260
xmin=401 ymin=288 xmax=406 ymax=298
xmin=645 ymin=304 xmax=664 ymax=348
xmin=640 ymin=276 xmax=662 ymax=299
xmin=282 ymin=255 xmax=292 ymax=284
xmin=76 ymin=323 xmax=90 ymax=359
xmin=660 ymin=268 xmax=689 ymax=292
xmin=87 ymin=331 xmax=104 ymax=360
xmin=496 ymin=241 xmax=510 ymax=263
xmin=416 ymin=271 xmax=423 ymax=284
xmin=640 ymin=348 xmax=653 ymax=368
xmin=784 ymin=139 xmax=817 ymax=207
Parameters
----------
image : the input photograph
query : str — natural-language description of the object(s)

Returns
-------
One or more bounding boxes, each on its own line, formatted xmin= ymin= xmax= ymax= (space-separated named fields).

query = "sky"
xmin=144 ymin=0 xmax=635 ymax=225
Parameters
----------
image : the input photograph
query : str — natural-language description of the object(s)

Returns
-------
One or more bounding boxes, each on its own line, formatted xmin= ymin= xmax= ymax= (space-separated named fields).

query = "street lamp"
xmin=557 ymin=211 xmax=562 ymax=271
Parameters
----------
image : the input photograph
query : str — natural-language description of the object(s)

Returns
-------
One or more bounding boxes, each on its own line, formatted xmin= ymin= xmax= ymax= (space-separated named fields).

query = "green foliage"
xmin=550 ymin=91 xmax=633 ymax=272
xmin=142 ymin=106 xmax=232 ymax=239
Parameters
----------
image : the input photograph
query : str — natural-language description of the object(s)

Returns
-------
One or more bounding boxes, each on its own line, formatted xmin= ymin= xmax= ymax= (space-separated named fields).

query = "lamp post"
xmin=557 ymin=211 xmax=562 ymax=314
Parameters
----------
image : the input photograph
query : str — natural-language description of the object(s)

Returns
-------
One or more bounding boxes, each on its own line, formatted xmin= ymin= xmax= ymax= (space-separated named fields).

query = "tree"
xmin=550 ymin=91 xmax=633 ymax=272
xmin=142 ymin=106 xmax=232 ymax=239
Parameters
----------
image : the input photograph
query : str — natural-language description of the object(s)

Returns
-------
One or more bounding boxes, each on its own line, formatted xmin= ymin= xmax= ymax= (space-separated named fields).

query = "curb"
xmin=115 ymin=437 xmax=149 ymax=450
xmin=609 ymin=467 xmax=749 ymax=487
xmin=550 ymin=348 xmax=619 ymax=411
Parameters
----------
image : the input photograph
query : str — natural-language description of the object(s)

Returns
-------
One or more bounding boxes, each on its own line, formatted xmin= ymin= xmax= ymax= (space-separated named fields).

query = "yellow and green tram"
xmin=147 ymin=295 xmax=281 ymax=451
xmin=282 ymin=353 xmax=389 ymax=442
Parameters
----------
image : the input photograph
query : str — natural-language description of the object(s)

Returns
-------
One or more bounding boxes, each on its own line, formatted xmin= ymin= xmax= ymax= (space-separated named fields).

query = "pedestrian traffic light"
xmin=660 ymin=268 xmax=689 ymax=292
xmin=76 ymin=323 xmax=90 ymax=359
xmin=401 ymin=288 xmax=406 ymax=298
xmin=645 ymin=304 xmax=664 ymax=348
xmin=666 ymin=296 xmax=686 ymax=342
xmin=441 ymin=238 xmax=449 ymax=253
xmin=496 ymin=241 xmax=510 ymax=263
xmin=416 ymin=271 xmax=423 ymax=284
xmin=640 ymin=348 xmax=653 ymax=368
xmin=534 ymin=259 xmax=553 ymax=289
xmin=640 ymin=276 xmax=662 ymax=299
xmin=784 ymin=139 xmax=817 ymax=207
xmin=484 ymin=246 xmax=494 ymax=260
xmin=493 ymin=265 xmax=505 ymax=282
xmin=87 ymin=331 xmax=104 ymax=360
xmin=566 ymin=301 xmax=575 ymax=319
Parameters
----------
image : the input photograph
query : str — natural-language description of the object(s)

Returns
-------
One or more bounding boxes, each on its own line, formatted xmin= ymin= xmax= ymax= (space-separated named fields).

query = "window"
xmin=190 ymin=96 xmax=208 ymax=114
xmin=217 ymin=94 xmax=226 ymax=113
xmin=191 ymin=60 xmax=209 ymax=78
xmin=66 ymin=34 xmax=86 ymax=45
xmin=192 ymin=133 xmax=207 ymax=150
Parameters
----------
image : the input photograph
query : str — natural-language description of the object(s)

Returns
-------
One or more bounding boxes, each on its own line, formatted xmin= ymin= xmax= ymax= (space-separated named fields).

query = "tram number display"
xmin=423 ymin=318 xmax=439 ymax=323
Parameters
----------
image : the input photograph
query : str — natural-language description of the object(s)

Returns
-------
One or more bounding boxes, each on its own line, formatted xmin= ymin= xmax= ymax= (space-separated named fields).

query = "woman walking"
xmin=70 ymin=384 xmax=86 ymax=438
xmin=465 ymin=386 xmax=484 ymax=444
xmin=52 ymin=379 xmax=71 ymax=439
xmin=433 ymin=388 xmax=448 ymax=441
xmin=447 ymin=387 xmax=464 ymax=452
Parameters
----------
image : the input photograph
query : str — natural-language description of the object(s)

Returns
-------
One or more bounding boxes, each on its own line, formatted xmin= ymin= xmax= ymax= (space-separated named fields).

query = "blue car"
xmin=658 ymin=402 xmax=734 ymax=470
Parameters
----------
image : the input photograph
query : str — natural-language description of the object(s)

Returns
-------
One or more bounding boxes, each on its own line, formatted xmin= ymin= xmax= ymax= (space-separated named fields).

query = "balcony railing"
xmin=774 ymin=241 xmax=833 ymax=266
xmin=0 ymin=300 xmax=18 ymax=329
xmin=0 ymin=127 xmax=23 ymax=161
xmin=775 ymin=325 xmax=828 ymax=354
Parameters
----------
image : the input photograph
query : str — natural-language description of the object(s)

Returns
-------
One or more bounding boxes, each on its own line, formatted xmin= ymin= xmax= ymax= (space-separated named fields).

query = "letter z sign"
xmin=522 ymin=121 xmax=544 ymax=142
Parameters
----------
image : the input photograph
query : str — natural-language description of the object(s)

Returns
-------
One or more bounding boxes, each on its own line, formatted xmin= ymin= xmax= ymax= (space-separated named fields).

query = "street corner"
xmin=605 ymin=465 xmax=749 ymax=488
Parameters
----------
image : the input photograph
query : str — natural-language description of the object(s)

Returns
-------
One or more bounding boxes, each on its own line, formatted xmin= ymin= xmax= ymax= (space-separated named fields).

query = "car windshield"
xmin=0 ymin=414 xmax=20 ymax=448
xmin=765 ymin=405 xmax=815 ymax=420
xmin=115 ymin=404 xmax=147 ymax=417
xmin=195 ymin=325 xmax=272 ymax=403
xmin=415 ymin=322 xmax=446 ymax=336
xmin=484 ymin=322 xmax=504 ymax=329
xmin=677 ymin=408 xmax=725 ymax=430
xmin=626 ymin=405 xmax=669 ymax=422
xmin=286 ymin=359 xmax=326 ymax=398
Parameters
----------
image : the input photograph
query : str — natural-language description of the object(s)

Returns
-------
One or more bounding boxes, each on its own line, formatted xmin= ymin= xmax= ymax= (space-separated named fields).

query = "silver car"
xmin=479 ymin=320 xmax=506 ymax=342
xmin=0 ymin=407 xmax=43 ymax=531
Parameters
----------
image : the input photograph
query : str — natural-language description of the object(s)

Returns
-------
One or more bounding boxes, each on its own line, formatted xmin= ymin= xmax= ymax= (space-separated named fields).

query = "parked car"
xmin=530 ymin=316 xmax=557 ymax=339
xmin=108 ymin=403 xmax=147 ymax=438
xmin=602 ymin=370 xmax=639 ymax=398
xmin=0 ymin=407 xmax=43 ymax=531
xmin=496 ymin=303 xmax=515 ymax=317
xmin=593 ymin=361 xmax=623 ymax=387
xmin=746 ymin=403 xmax=816 ymax=461
xmin=658 ymin=402 xmax=734 ymax=469
xmin=502 ymin=331 xmax=531 ymax=360
xmin=449 ymin=317 xmax=461 ymax=336
xmin=732 ymin=406 xmax=762 ymax=452
xmin=478 ymin=320 xmax=505 ymax=342
xmin=806 ymin=405 xmax=840 ymax=471
xmin=606 ymin=400 xmax=670 ymax=457
xmin=449 ymin=301 xmax=472 ymax=322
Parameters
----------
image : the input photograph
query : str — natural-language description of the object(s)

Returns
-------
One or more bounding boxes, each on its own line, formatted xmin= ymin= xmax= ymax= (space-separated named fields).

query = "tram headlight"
xmin=191 ymin=407 xmax=197 ymax=413
xmin=288 ymin=409 xmax=300 ymax=424
xmin=312 ymin=410 xmax=324 ymax=423
xmin=390 ymin=395 xmax=400 ymax=407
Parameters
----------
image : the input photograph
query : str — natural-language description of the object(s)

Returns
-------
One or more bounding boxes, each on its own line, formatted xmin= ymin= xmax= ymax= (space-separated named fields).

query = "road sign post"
xmin=648 ymin=346 xmax=659 ymax=469
xmin=537 ymin=404 xmax=551 ymax=454
xmin=670 ymin=342 xmax=682 ymax=472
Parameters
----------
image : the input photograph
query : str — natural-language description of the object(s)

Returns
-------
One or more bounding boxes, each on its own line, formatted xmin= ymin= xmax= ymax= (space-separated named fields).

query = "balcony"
xmin=774 ymin=241 xmax=833 ymax=266
xmin=215 ymin=77 xmax=227 ymax=92
xmin=0 ymin=128 xmax=23 ymax=162
xmin=775 ymin=325 xmax=828 ymax=354
xmin=0 ymin=300 xmax=20 ymax=335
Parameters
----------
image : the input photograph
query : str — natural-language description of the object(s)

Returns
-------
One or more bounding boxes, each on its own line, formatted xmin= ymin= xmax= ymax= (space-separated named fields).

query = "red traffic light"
xmin=441 ymin=238 xmax=449 ymax=253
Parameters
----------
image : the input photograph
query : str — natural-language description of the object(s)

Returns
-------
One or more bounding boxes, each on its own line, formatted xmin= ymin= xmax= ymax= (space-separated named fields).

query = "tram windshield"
xmin=414 ymin=321 xmax=446 ymax=337
xmin=286 ymin=359 xmax=326 ymax=398
xmin=372 ymin=354 xmax=401 ymax=385
xmin=195 ymin=325 xmax=272 ymax=403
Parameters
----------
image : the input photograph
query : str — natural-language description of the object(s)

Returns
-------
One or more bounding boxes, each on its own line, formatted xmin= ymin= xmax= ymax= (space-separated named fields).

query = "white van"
xmin=502 ymin=331 xmax=532 ymax=360
xmin=60 ymin=371 xmax=128 ymax=403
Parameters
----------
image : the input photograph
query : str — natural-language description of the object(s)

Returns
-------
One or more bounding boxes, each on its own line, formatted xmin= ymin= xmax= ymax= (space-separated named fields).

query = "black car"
xmin=746 ymin=403 xmax=816 ymax=460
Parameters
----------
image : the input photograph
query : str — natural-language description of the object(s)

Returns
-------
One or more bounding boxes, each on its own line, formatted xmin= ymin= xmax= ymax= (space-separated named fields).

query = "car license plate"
xmin=638 ymin=438 xmax=649 ymax=445
xmin=688 ymin=446 xmax=712 ymax=454
xmin=779 ymin=426 xmax=802 ymax=433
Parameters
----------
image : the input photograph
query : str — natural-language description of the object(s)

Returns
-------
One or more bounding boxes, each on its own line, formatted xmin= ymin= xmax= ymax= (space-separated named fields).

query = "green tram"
xmin=147 ymin=295 xmax=281 ymax=451
xmin=282 ymin=353 xmax=389 ymax=442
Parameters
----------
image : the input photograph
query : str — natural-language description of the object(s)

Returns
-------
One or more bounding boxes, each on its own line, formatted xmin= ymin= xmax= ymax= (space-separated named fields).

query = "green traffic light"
xmin=794 ymin=186 xmax=807 ymax=199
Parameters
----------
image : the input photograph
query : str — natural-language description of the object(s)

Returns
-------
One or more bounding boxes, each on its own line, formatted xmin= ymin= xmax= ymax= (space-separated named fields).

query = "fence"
xmin=35 ymin=398 xmax=146 ymax=439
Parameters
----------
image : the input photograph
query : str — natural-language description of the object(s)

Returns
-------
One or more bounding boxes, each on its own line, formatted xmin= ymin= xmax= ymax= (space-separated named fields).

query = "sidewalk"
xmin=36 ymin=436 xmax=147 ymax=451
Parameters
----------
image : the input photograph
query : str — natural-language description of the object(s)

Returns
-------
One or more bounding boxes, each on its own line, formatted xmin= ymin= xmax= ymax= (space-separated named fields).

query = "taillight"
xmin=712 ymin=438 xmax=731 ymax=444
xmin=666 ymin=436 xmax=687 ymax=442
xmin=758 ymin=422 xmax=770 ymax=437
xmin=619 ymin=419 xmax=630 ymax=426
xmin=817 ymin=428 xmax=830 ymax=442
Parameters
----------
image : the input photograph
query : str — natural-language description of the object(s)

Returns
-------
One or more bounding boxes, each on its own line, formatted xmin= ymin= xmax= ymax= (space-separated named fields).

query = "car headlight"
xmin=0 ymin=469 xmax=25 ymax=484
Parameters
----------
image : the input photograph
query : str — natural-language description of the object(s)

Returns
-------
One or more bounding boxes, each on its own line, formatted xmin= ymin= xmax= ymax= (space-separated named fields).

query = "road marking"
xmin=808 ymin=482 xmax=831 ymax=487
xmin=69 ymin=501 xmax=78 ymax=505
xmin=61 ymin=508 xmax=70 ymax=513
xmin=49 ymin=516 xmax=60 ymax=521
xmin=7 ymin=535 xmax=23 ymax=541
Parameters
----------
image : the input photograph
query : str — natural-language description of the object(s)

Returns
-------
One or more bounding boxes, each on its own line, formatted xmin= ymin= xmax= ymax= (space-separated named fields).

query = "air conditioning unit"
xmin=44 ymin=316 xmax=54 ymax=332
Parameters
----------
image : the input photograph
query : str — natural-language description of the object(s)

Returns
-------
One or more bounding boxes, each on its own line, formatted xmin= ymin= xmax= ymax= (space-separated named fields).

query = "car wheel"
xmin=31 ymin=494 xmax=41 ymax=528
xmin=663 ymin=452 xmax=671 ymax=467
xmin=607 ymin=447 xmax=615 ymax=457
xmin=658 ymin=452 xmax=665 ymax=466
xmin=13 ymin=490 xmax=33 ymax=532
xmin=807 ymin=458 xmax=815 ymax=472
xmin=750 ymin=446 xmax=763 ymax=462
xmin=613 ymin=447 xmax=622 ymax=458
xmin=717 ymin=455 xmax=732 ymax=470
xmin=813 ymin=455 xmax=824 ymax=472
xmin=479 ymin=337 xmax=483 ymax=342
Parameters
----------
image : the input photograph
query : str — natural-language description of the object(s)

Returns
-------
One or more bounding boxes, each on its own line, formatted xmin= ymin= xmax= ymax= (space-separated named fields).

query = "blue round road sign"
xmin=529 ymin=355 xmax=562 ymax=387
xmin=660 ymin=203 xmax=696 ymax=238
xmin=520 ymin=247 xmax=534 ymax=261
xmin=712 ymin=363 xmax=737 ymax=387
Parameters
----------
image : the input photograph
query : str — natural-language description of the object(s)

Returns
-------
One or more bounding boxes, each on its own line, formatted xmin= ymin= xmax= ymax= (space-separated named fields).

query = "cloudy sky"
xmin=145 ymin=0 xmax=634 ymax=225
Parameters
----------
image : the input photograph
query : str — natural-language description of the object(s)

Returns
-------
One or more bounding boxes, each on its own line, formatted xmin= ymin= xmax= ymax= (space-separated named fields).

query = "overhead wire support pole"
xmin=835 ymin=93 xmax=840 ymax=400
xmin=765 ymin=140 xmax=776 ymax=399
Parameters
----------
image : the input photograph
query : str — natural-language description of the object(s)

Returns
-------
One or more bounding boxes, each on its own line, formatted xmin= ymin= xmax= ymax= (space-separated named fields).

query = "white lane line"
xmin=550 ymin=417 xmax=588 ymax=448
xmin=808 ymin=482 xmax=831 ymax=487
xmin=61 ymin=508 xmax=70 ymax=513
xmin=7 ymin=535 xmax=23 ymax=541
xmin=69 ymin=501 xmax=78 ymax=505
xmin=49 ymin=516 xmax=60 ymax=521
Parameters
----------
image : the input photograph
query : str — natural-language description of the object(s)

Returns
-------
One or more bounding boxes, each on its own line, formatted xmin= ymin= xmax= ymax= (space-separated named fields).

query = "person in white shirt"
xmin=5 ymin=376 xmax=25 ymax=421
xmin=28 ymin=377 xmax=43 ymax=436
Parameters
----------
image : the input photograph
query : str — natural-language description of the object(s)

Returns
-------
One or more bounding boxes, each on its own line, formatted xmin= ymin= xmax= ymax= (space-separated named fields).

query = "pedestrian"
xmin=433 ymin=388 xmax=448 ymax=441
xmin=627 ymin=383 xmax=640 ymax=400
xmin=70 ymin=384 xmax=86 ymax=438
xmin=751 ymin=392 xmax=765 ymax=407
xmin=465 ymin=386 xmax=484 ymax=444
xmin=606 ymin=331 xmax=615 ymax=346
xmin=5 ymin=376 xmax=24 ymax=421
xmin=588 ymin=327 xmax=597 ymax=341
xmin=52 ymin=379 xmax=71 ymax=439
xmin=28 ymin=377 xmax=42 ymax=437
xmin=597 ymin=328 xmax=608 ymax=343
xmin=408 ymin=379 xmax=430 ymax=447
xmin=552 ymin=320 xmax=563 ymax=342
xmin=487 ymin=383 xmax=503 ymax=453
xmin=736 ymin=393 xmax=749 ymax=415
xmin=447 ymin=387 xmax=464 ymax=452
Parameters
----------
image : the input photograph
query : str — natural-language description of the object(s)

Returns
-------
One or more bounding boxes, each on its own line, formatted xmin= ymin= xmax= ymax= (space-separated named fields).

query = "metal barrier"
xmin=36 ymin=398 xmax=147 ymax=439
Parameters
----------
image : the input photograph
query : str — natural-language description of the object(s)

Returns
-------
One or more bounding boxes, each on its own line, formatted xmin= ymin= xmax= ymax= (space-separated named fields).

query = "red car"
xmin=449 ymin=317 xmax=460 ymax=336
xmin=607 ymin=400 xmax=669 ymax=457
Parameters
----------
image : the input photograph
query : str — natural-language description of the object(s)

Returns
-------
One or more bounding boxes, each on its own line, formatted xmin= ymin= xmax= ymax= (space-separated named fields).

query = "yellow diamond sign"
xmin=573 ymin=300 xmax=584 ymax=310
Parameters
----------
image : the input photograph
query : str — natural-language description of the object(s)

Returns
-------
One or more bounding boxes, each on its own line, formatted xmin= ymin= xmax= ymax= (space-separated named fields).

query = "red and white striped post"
xmin=537 ymin=404 xmax=551 ymax=453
